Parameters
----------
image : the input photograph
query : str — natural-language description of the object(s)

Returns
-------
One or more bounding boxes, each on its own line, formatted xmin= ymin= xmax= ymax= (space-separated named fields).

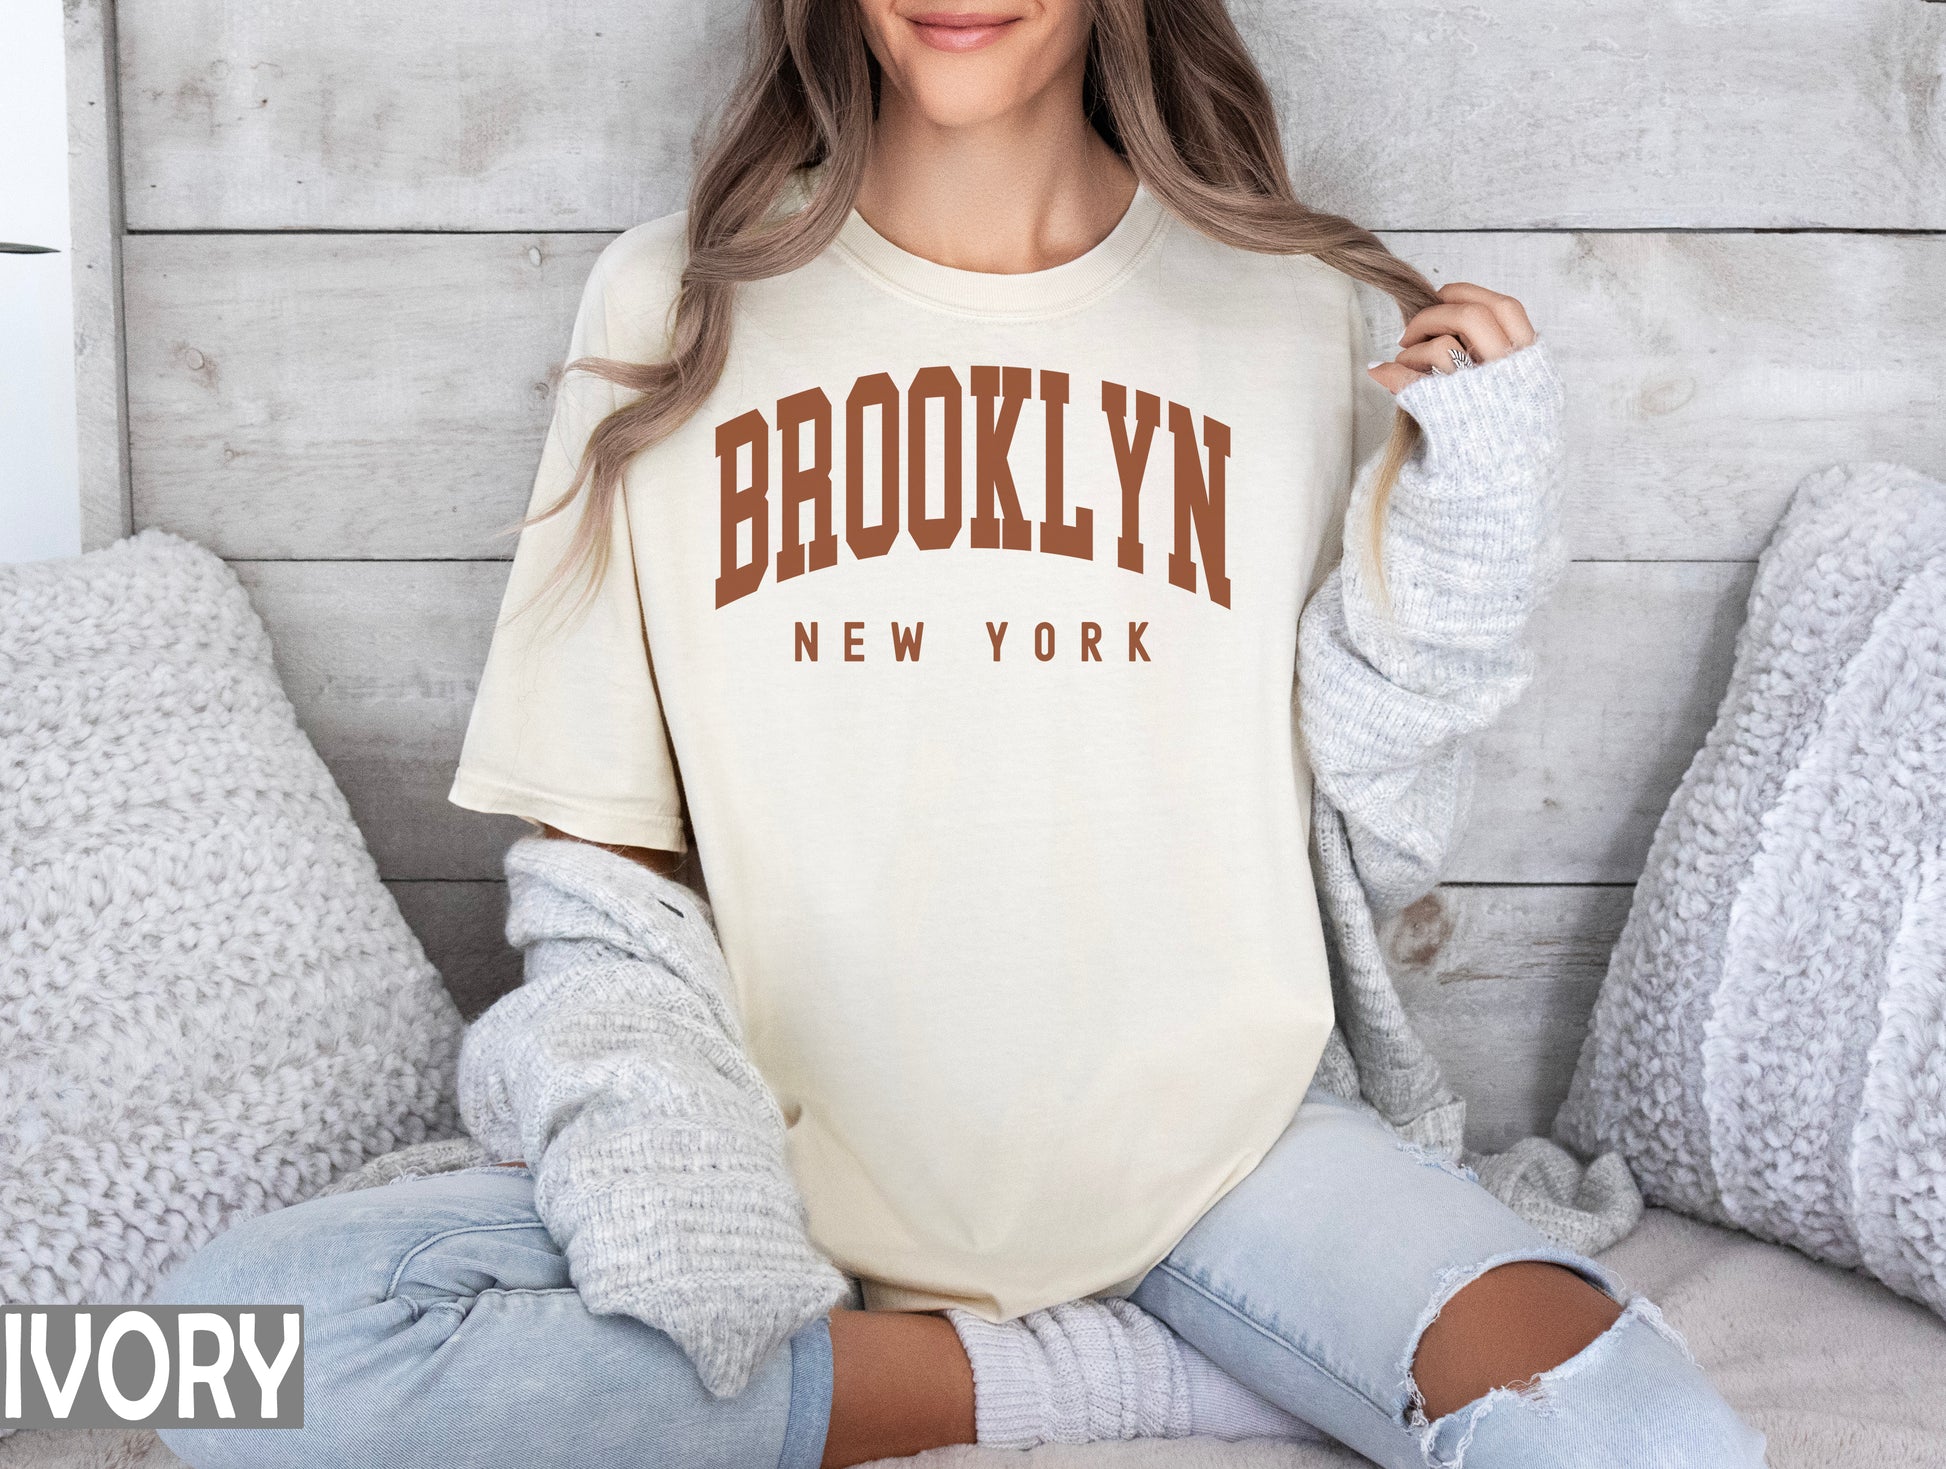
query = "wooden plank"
xmin=229 ymin=558 xmax=1744 ymax=887
xmin=118 ymin=0 xmax=1946 ymax=231
xmin=386 ymin=879 xmax=519 ymax=1020
xmin=1382 ymin=885 xmax=1635 ymax=1152
xmin=125 ymin=233 xmax=606 ymax=560
xmin=229 ymin=558 xmax=527 ymax=881
xmin=1362 ymin=233 xmax=1946 ymax=563
xmin=118 ymin=0 xmax=743 ymax=232
xmin=1456 ymin=560 xmax=1756 ymax=885
xmin=125 ymin=231 xmax=1946 ymax=562
xmin=1249 ymin=0 xmax=1946 ymax=231
xmin=66 ymin=0 xmax=131 ymax=549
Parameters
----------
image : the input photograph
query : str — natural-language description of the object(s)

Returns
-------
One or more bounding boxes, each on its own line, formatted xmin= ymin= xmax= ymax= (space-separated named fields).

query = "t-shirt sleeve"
xmin=446 ymin=246 xmax=688 ymax=852
xmin=1347 ymin=282 xmax=1401 ymax=488
xmin=1306 ymin=276 xmax=1400 ymax=604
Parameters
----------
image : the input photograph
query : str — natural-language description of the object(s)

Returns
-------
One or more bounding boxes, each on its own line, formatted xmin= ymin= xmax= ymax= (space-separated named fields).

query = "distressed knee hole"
xmin=1406 ymin=1294 xmax=1703 ymax=1468
xmin=1401 ymin=1253 xmax=1626 ymax=1447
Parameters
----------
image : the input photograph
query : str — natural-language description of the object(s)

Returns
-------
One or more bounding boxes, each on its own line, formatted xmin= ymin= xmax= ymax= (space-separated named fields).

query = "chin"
xmin=898 ymin=68 xmax=1037 ymax=130
xmin=867 ymin=3 xmax=1082 ymax=130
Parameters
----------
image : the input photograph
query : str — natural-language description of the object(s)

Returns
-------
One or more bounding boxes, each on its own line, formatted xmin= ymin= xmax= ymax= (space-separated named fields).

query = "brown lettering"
xmin=714 ymin=408 xmax=769 ymax=608
xmin=986 ymin=621 xmax=1008 ymax=661
xmin=971 ymin=366 xmax=1033 ymax=550
xmin=1101 ymin=381 xmax=1160 ymax=574
xmin=794 ymin=621 xmax=818 ymax=662
xmin=890 ymin=622 xmax=925 ymax=661
xmin=1128 ymin=621 xmax=1150 ymax=661
xmin=844 ymin=620 xmax=866 ymax=661
xmin=1034 ymin=621 xmax=1056 ymax=661
xmin=1167 ymin=404 xmax=1232 ymax=607
xmin=1080 ymin=622 xmax=1102 ymax=661
xmin=1037 ymin=370 xmax=1091 ymax=560
xmin=905 ymin=366 xmax=963 ymax=551
xmin=776 ymin=388 xmax=836 ymax=581
xmin=845 ymin=373 xmax=900 ymax=559
xmin=713 ymin=372 xmax=1225 ymax=614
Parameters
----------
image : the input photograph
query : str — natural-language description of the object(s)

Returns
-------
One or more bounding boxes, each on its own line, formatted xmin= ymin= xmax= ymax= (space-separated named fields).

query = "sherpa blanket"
xmin=1555 ymin=460 xmax=1946 ymax=1318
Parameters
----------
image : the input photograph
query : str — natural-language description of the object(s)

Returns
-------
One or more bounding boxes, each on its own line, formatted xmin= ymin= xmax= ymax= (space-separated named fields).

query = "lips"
xmin=906 ymin=11 xmax=1022 ymax=52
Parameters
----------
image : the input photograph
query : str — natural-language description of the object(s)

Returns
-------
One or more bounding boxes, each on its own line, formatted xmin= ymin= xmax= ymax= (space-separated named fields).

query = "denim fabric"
xmin=153 ymin=1164 xmax=831 ymax=1469
xmin=155 ymin=1090 xmax=1769 ymax=1468
xmin=1131 ymin=1085 xmax=1770 ymax=1468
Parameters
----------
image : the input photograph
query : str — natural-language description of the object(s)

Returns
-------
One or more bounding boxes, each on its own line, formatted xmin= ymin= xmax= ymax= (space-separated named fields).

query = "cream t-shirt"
xmin=449 ymin=168 xmax=1397 ymax=1316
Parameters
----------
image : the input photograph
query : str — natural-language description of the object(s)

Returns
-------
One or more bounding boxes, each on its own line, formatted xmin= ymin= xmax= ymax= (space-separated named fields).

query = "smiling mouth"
xmin=906 ymin=11 xmax=1022 ymax=52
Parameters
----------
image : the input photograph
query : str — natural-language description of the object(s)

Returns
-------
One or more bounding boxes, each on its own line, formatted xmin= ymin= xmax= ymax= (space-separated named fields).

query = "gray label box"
xmin=2 ymin=1306 xmax=303 ymax=1430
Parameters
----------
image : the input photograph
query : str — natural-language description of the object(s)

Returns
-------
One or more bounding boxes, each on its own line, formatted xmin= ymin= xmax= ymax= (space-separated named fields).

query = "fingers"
xmin=1366 ymin=333 xmax=1477 ymax=394
xmin=1366 ymin=359 xmax=1427 ymax=395
xmin=1399 ymin=301 xmax=1513 ymax=361
xmin=1435 ymin=282 xmax=1537 ymax=349
xmin=1398 ymin=283 xmax=1538 ymax=361
xmin=1368 ymin=282 xmax=1541 ymax=393
xmin=1395 ymin=334 xmax=1475 ymax=377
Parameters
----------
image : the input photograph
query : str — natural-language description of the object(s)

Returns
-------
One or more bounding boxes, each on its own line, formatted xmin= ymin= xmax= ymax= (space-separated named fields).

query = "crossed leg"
xmin=819 ymin=1212 xmax=1631 ymax=1465
xmin=152 ymin=1108 xmax=1759 ymax=1469
xmin=816 ymin=1258 xmax=1630 ymax=1464
xmin=1129 ymin=1086 xmax=1768 ymax=1467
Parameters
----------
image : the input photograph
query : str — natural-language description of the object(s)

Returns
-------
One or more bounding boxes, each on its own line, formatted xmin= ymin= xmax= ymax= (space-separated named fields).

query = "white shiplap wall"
xmin=108 ymin=0 xmax=1946 ymax=1142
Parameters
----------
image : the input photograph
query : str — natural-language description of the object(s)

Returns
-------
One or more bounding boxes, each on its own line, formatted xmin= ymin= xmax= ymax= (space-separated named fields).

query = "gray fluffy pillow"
xmin=1554 ymin=461 xmax=1946 ymax=1318
xmin=1 ymin=529 xmax=463 ymax=1307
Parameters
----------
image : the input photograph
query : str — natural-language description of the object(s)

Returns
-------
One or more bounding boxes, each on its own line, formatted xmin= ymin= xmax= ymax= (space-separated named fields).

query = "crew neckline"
xmin=789 ymin=164 xmax=1169 ymax=320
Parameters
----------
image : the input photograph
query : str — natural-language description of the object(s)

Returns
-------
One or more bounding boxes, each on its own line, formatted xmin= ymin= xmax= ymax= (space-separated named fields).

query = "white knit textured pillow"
xmin=1 ymin=528 xmax=464 ymax=1307
xmin=1554 ymin=462 xmax=1946 ymax=1319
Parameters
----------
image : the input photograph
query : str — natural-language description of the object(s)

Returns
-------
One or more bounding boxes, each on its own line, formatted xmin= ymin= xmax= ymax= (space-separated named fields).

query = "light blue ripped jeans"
xmin=1129 ymin=1084 xmax=1768 ymax=1468
xmin=154 ymin=1082 xmax=1767 ymax=1469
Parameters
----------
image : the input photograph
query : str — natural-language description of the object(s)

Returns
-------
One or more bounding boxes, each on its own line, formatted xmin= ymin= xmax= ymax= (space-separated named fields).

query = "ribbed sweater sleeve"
xmin=1297 ymin=336 xmax=1568 ymax=919
xmin=456 ymin=834 xmax=847 ymax=1398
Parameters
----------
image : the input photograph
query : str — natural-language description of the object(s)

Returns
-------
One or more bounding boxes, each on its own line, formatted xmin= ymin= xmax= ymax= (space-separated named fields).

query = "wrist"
xmin=1391 ymin=335 xmax=1564 ymax=483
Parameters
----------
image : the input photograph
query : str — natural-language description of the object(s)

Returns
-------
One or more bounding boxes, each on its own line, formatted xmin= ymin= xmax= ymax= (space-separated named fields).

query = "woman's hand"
xmin=1367 ymin=282 xmax=1538 ymax=395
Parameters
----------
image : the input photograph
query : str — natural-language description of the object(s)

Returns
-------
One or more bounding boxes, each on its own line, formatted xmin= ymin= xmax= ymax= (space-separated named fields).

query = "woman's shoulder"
xmin=1147 ymin=216 xmax=1360 ymax=344
xmin=591 ymin=210 xmax=690 ymax=304
xmin=1279 ymin=249 xmax=1375 ymax=314
xmin=1284 ymin=253 xmax=1400 ymax=357
xmin=573 ymin=209 xmax=690 ymax=360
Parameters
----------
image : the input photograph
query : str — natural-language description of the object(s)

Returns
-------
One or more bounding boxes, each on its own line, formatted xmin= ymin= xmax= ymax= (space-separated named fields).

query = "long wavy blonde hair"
xmin=502 ymin=0 xmax=1436 ymax=631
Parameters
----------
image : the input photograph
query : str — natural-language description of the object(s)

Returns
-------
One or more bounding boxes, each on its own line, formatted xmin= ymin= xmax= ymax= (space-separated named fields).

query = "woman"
xmin=157 ymin=2 xmax=1770 ymax=1466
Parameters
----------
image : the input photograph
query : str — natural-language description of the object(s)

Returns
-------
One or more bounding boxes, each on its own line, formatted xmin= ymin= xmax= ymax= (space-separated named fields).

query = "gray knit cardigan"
xmin=447 ymin=335 xmax=1641 ymax=1399
xmin=1297 ymin=338 xmax=1640 ymax=1248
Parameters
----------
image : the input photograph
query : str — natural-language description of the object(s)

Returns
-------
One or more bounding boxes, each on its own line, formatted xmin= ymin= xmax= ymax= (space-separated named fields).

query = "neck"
xmin=853 ymin=71 xmax=1137 ymax=275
